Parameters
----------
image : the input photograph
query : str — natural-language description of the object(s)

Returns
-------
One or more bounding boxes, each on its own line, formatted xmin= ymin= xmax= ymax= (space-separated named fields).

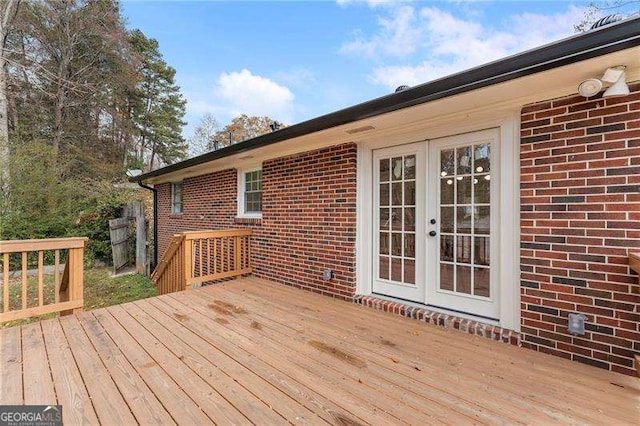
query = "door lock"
xmin=430 ymin=218 xmax=436 ymax=224
xmin=429 ymin=230 xmax=437 ymax=237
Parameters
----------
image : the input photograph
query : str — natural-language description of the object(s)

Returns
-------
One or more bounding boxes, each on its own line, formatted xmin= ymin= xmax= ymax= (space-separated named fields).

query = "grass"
xmin=1 ymin=267 xmax=156 ymax=328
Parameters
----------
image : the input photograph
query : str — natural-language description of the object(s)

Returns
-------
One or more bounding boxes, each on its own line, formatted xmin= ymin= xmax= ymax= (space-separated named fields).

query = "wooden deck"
xmin=1 ymin=277 xmax=639 ymax=425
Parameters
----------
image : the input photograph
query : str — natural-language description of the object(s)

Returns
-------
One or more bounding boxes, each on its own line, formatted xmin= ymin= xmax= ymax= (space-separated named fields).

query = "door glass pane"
xmin=404 ymin=207 xmax=415 ymax=232
xmin=379 ymin=257 xmax=389 ymax=280
xmin=391 ymin=208 xmax=402 ymax=231
xmin=456 ymin=236 xmax=471 ymax=264
xmin=380 ymin=159 xmax=390 ymax=181
xmin=441 ymin=207 xmax=454 ymax=233
xmin=376 ymin=153 xmax=417 ymax=287
xmin=404 ymin=156 xmax=416 ymax=179
xmin=456 ymin=265 xmax=472 ymax=294
xmin=404 ymin=234 xmax=415 ymax=258
xmin=474 ymin=206 xmax=490 ymax=235
xmin=456 ymin=146 xmax=471 ymax=175
xmin=404 ymin=181 xmax=416 ymax=205
xmin=404 ymin=260 xmax=415 ymax=284
xmin=438 ymin=141 xmax=492 ymax=298
xmin=456 ymin=206 xmax=472 ymax=234
xmin=379 ymin=232 xmax=389 ymax=255
xmin=391 ymin=182 xmax=403 ymax=205
xmin=457 ymin=176 xmax=472 ymax=204
xmin=392 ymin=157 xmax=403 ymax=180
xmin=474 ymin=237 xmax=490 ymax=266
xmin=440 ymin=235 xmax=454 ymax=262
xmin=474 ymin=144 xmax=490 ymax=173
xmin=474 ymin=268 xmax=490 ymax=297
xmin=441 ymin=149 xmax=455 ymax=176
xmin=380 ymin=208 xmax=390 ymax=229
xmin=391 ymin=257 xmax=402 ymax=281
xmin=441 ymin=178 xmax=454 ymax=205
xmin=475 ymin=175 xmax=491 ymax=204
xmin=440 ymin=263 xmax=454 ymax=291
xmin=391 ymin=233 xmax=402 ymax=256
xmin=380 ymin=183 xmax=389 ymax=206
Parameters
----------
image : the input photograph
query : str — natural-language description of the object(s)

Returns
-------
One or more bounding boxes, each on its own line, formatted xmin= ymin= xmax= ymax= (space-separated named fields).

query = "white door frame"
xmin=355 ymin=111 xmax=521 ymax=331
xmin=426 ymin=129 xmax=500 ymax=319
xmin=371 ymin=142 xmax=426 ymax=302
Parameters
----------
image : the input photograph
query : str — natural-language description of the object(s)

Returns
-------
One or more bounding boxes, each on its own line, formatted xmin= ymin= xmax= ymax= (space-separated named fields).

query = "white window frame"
xmin=171 ymin=182 xmax=183 ymax=215
xmin=237 ymin=166 xmax=263 ymax=219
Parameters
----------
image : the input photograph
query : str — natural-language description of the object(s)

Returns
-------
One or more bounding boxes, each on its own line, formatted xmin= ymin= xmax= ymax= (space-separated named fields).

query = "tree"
xmin=128 ymin=29 xmax=187 ymax=170
xmin=0 ymin=0 xmax=20 ymax=220
xmin=12 ymin=0 xmax=131 ymax=163
xmin=189 ymin=112 xmax=220 ymax=157
xmin=574 ymin=1 xmax=639 ymax=32
xmin=208 ymin=114 xmax=285 ymax=151
xmin=0 ymin=1 xmax=186 ymax=261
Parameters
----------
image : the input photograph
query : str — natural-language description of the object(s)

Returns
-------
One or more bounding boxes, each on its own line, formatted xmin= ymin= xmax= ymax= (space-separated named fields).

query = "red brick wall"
xmin=157 ymin=143 xmax=357 ymax=299
xmin=520 ymin=83 xmax=640 ymax=375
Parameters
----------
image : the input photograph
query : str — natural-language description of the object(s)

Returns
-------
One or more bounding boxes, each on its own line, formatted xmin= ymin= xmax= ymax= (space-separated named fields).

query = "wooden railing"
xmin=0 ymin=237 xmax=87 ymax=323
xmin=151 ymin=229 xmax=252 ymax=295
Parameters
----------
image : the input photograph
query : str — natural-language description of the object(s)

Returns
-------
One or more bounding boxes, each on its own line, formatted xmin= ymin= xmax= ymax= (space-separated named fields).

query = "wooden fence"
xmin=0 ymin=237 xmax=87 ymax=323
xmin=151 ymin=229 xmax=252 ymax=295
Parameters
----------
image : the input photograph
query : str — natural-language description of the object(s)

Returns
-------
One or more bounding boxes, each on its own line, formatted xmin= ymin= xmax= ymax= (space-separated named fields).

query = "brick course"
xmin=157 ymin=143 xmax=357 ymax=299
xmin=520 ymin=83 xmax=640 ymax=375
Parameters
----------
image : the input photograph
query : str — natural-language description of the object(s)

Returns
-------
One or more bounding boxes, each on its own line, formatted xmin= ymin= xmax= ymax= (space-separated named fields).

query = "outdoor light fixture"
xmin=126 ymin=169 xmax=142 ymax=178
xmin=602 ymin=66 xmax=630 ymax=97
xmin=577 ymin=65 xmax=630 ymax=98
xmin=577 ymin=78 xmax=603 ymax=97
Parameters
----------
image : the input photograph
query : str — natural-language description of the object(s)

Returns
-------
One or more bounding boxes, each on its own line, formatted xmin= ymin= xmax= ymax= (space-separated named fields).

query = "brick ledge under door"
xmin=354 ymin=295 xmax=521 ymax=346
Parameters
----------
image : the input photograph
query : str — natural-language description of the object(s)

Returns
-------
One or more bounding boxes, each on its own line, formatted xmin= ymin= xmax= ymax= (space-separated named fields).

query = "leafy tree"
xmin=574 ymin=1 xmax=639 ymax=32
xmin=189 ymin=112 xmax=220 ymax=157
xmin=0 ymin=0 xmax=20 ymax=215
xmin=207 ymin=114 xmax=285 ymax=151
xmin=128 ymin=29 xmax=187 ymax=170
xmin=0 ymin=1 xmax=186 ymax=263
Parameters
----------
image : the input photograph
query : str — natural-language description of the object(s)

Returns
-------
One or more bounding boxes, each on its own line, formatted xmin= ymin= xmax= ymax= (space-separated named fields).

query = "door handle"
xmin=429 ymin=230 xmax=437 ymax=237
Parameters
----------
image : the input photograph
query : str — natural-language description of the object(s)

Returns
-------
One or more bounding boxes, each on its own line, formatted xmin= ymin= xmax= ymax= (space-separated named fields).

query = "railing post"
xmin=71 ymin=243 xmax=85 ymax=314
xmin=234 ymin=235 xmax=241 ymax=273
xmin=184 ymin=238 xmax=193 ymax=290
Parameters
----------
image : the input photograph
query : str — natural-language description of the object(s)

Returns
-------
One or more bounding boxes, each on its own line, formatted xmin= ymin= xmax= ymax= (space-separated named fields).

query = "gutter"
xmin=131 ymin=16 xmax=640 ymax=184
xmin=137 ymin=181 xmax=158 ymax=270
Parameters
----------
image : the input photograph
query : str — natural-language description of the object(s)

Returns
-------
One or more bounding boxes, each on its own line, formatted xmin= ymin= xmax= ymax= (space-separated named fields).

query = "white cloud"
xmin=337 ymin=0 xmax=395 ymax=7
xmin=340 ymin=5 xmax=422 ymax=57
xmin=182 ymin=69 xmax=295 ymax=140
xmin=341 ymin=4 xmax=588 ymax=89
xmin=215 ymin=69 xmax=294 ymax=121
xmin=187 ymin=69 xmax=294 ymax=121
xmin=274 ymin=67 xmax=317 ymax=89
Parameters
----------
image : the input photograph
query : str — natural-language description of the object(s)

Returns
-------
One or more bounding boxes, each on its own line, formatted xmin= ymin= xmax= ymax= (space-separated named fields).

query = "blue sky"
xmin=121 ymin=1 xmax=598 ymax=141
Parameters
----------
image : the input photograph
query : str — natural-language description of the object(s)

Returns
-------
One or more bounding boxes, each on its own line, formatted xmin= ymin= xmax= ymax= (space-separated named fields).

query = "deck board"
xmin=1 ymin=276 xmax=639 ymax=425
xmin=21 ymin=322 xmax=57 ymax=406
xmin=0 ymin=325 xmax=22 ymax=404
xmin=228 ymin=278 xmax=635 ymax=421
xmin=41 ymin=318 xmax=99 ymax=425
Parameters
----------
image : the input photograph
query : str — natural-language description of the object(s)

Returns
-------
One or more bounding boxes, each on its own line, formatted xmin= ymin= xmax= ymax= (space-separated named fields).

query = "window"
xmin=238 ymin=168 xmax=262 ymax=217
xmin=171 ymin=182 xmax=183 ymax=214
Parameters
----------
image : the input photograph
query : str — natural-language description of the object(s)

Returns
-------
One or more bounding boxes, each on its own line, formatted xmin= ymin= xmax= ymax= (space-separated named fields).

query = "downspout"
xmin=137 ymin=180 xmax=158 ymax=270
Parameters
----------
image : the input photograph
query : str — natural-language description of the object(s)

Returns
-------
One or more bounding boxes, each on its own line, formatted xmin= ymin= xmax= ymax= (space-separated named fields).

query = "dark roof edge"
xmin=133 ymin=16 xmax=640 ymax=183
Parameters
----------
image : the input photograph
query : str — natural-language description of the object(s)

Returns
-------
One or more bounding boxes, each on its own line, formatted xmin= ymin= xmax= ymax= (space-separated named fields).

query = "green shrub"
xmin=1 ymin=140 xmax=137 ymax=264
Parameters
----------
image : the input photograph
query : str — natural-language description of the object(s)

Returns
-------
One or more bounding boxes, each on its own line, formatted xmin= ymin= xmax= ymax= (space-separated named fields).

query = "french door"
xmin=372 ymin=129 xmax=499 ymax=319
xmin=372 ymin=142 xmax=426 ymax=302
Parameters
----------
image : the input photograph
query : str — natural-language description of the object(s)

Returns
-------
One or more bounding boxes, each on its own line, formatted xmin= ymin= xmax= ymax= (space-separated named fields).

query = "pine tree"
xmin=128 ymin=29 xmax=187 ymax=170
